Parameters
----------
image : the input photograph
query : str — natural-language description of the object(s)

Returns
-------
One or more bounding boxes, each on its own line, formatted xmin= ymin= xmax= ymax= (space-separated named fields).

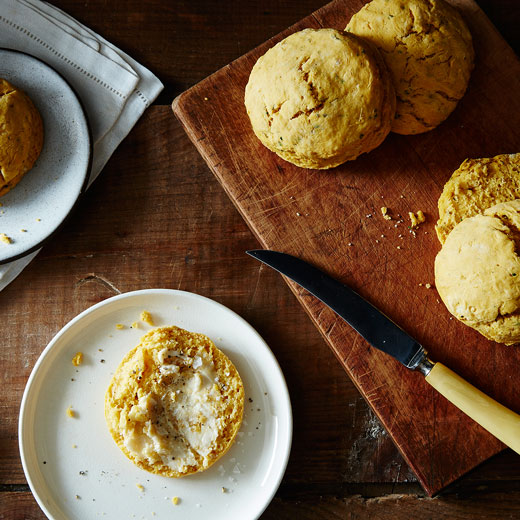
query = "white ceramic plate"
xmin=19 ymin=289 xmax=292 ymax=520
xmin=0 ymin=48 xmax=91 ymax=263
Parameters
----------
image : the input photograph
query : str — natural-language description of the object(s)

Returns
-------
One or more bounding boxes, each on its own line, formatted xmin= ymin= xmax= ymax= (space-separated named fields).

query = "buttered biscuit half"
xmin=105 ymin=326 xmax=244 ymax=478
xmin=245 ymin=28 xmax=395 ymax=169
xmin=347 ymin=0 xmax=474 ymax=134
xmin=435 ymin=199 xmax=520 ymax=346
xmin=0 ymin=79 xmax=43 ymax=196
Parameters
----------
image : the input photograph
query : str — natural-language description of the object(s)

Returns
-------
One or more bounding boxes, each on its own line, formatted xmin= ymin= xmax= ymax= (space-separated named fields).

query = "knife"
xmin=246 ymin=249 xmax=520 ymax=455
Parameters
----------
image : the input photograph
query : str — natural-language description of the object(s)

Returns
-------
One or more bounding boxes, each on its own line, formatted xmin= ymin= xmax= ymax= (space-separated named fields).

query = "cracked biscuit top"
xmin=435 ymin=199 xmax=520 ymax=345
xmin=347 ymin=0 xmax=474 ymax=135
xmin=436 ymin=154 xmax=520 ymax=244
xmin=435 ymin=153 xmax=520 ymax=244
xmin=244 ymin=28 xmax=395 ymax=169
xmin=105 ymin=326 xmax=244 ymax=478
xmin=0 ymin=79 xmax=43 ymax=196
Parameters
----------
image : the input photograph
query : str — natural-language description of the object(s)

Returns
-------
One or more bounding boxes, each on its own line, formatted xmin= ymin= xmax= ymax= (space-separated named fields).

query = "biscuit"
xmin=436 ymin=153 xmax=520 ymax=243
xmin=435 ymin=199 xmax=520 ymax=345
xmin=244 ymin=28 xmax=395 ymax=169
xmin=0 ymin=79 xmax=43 ymax=196
xmin=346 ymin=0 xmax=474 ymax=134
xmin=105 ymin=326 xmax=244 ymax=477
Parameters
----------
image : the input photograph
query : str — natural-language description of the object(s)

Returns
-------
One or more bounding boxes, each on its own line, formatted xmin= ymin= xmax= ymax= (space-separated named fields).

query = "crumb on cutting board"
xmin=380 ymin=207 xmax=392 ymax=220
xmin=0 ymin=233 xmax=11 ymax=244
xmin=409 ymin=210 xmax=426 ymax=228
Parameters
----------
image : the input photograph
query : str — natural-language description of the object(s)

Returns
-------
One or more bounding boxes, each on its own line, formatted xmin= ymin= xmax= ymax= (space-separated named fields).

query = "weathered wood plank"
xmin=5 ymin=490 xmax=520 ymax=520
xmin=262 ymin=493 xmax=520 ymax=519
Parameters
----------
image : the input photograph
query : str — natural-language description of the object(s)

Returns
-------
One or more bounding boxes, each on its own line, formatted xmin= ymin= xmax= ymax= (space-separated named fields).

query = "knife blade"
xmin=247 ymin=249 xmax=520 ymax=455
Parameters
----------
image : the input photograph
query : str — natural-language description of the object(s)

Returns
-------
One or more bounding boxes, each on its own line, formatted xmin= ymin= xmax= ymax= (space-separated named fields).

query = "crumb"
xmin=131 ymin=321 xmax=139 ymax=329
xmin=72 ymin=352 xmax=83 ymax=366
xmin=75 ymin=495 xmax=81 ymax=500
xmin=296 ymin=212 xmax=301 ymax=216
xmin=409 ymin=210 xmax=426 ymax=228
xmin=100 ymin=359 xmax=105 ymax=363
xmin=204 ymin=97 xmax=208 ymax=101
xmin=348 ymin=242 xmax=353 ymax=246
xmin=140 ymin=310 xmax=154 ymax=325
xmin=66 ymin=406 xmax=75 ymax=418
xmin=397 ymin=246 xmax=402 ymax=250
xmin=172 ymin=497 xmax=180 ymax=506
xmin=0 ymin=233 xmax=11 ymax=244
xmin=20 ymin=229 xmax=27 ymax=232
xmin=136 ymin=483 xmax=144 ymax=491
xmin=221 ymin=487 xmax=227 ymax=493
xmin=36 ymin=218 xmax=41 ymax=222
xmin=380 ymin=207 xmax=392 ymax=221
xmin=72 ymin=444 xmax=77 ymax=448
xmin=425 ymin=283 xmax=432 ymax=289
xmin=115 ymin=323 xmax=124 ymax=330
xmin=79 ymin=470 xmax=87 ymax=476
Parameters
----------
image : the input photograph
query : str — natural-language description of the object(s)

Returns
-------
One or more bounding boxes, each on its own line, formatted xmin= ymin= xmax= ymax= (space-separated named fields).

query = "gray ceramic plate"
xmin=0 ymin=48 xmax=92 ymax=263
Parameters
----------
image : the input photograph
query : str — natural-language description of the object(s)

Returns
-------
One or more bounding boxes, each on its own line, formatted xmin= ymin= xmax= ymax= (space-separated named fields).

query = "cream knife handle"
xmin=425 ymin=362 xmax=520 ymax=455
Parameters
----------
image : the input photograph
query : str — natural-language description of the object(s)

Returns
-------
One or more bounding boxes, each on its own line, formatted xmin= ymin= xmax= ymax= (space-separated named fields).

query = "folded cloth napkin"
xmin=0 ymin=0 xmax=164 ymax=289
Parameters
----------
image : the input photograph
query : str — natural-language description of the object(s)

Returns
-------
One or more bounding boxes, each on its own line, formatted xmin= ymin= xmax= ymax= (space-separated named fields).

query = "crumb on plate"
xmin=140 ymin=310 xmax=154 ymax=326
xmin=72 ymin=352 xmax=83 ymax=366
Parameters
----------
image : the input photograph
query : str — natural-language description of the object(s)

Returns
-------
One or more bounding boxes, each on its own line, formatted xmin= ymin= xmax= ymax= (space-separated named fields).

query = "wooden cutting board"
xmin=172 ymin=0 xmax=520 ymax=496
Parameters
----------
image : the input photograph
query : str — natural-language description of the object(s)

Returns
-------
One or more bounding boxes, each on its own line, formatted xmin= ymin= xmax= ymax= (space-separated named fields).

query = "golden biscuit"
xmin=347 ymin=0 xmax=474 ymax=134
xmin=0 ymin=79 xmax=43 ymax=196
xmin=436 ymin=153 xmax=520 ymax=243
xmin=244 ymin=28 xmax=395 ymax=169
xmin=435 ymin=199 xmax=520 ymax=345
xmin=105 ymin=326 xmax=244 ymax=478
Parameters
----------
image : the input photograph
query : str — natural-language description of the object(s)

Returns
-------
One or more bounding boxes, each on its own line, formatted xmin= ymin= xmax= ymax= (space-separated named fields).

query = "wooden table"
xmin=1 ymin=1 xmax=520 ymax=518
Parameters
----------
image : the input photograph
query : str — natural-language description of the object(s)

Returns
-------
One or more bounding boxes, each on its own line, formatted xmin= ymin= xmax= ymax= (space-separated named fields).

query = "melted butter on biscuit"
xmin=106 ymin=326 xmax=244 ymax=478
xmin=122 ymin=349 xmax=222 ymax=471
